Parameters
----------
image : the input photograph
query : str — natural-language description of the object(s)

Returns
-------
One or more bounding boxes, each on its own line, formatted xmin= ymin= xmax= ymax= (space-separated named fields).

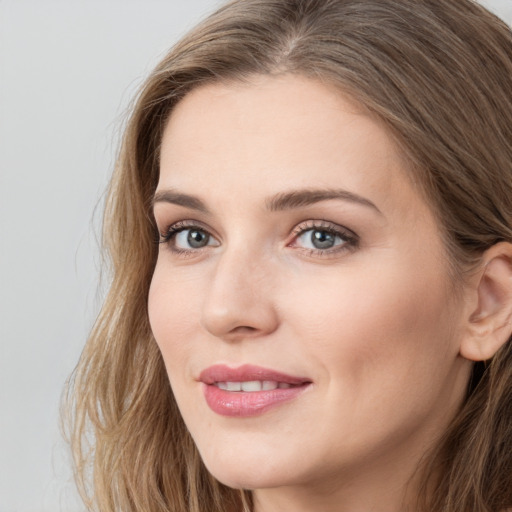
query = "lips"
xmin=199 ymin=364 xmax=312 ymax=417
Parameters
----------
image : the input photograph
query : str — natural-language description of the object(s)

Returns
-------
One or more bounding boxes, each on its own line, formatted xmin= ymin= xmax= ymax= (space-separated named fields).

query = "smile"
xmin=200 ymin=365 xmax=311 ymax=417
xmin=214 ymin=381 xmax=296 ymax=391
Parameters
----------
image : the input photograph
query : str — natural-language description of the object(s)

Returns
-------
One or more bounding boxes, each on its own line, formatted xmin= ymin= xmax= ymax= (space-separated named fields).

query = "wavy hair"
xmin=64 ymin=1 xmax=512 ymax=511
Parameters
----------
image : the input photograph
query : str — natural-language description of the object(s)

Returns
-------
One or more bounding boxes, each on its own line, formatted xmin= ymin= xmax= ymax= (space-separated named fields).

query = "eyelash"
xmin=158 ymin=220 xmax=215 ymax=257
xmin=290 ymin=220 xmax=359 ymax=257
xmin=158 ymin=219 xmax=359 ymax=258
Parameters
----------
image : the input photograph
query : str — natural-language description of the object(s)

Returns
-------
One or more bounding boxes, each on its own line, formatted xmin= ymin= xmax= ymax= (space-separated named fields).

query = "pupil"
xmin=312 ymin=230 xmax=334 ymax=249
xmin=188 ymin=230 xmax=209 ymax=248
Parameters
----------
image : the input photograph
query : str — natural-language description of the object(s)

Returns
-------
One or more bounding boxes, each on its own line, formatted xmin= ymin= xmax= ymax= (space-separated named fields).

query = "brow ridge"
xmin=152 ymin=187 xmax=381 ymax=215
xmin=153 ymin=189 xmax=210 ymax=213
xmin=265 ymin=188 xmax=381 ymax=213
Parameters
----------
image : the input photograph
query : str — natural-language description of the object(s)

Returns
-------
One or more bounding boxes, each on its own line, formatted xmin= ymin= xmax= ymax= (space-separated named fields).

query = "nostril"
xmin=231 ymin=326 xmax=258 ymax=334
xmin=220 ymin=325 xmax=263 ymax=342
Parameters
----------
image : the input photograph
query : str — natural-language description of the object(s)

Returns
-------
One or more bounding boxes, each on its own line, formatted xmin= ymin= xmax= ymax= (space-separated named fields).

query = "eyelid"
xmin=290 ymin=219 xmax=358 ymax=239
xmin=158 ymin=220 xmax=220 ymax=251
xmin=157 ymin=218 xmax=359 ymax=258
xmin=288 ymin=219 xmax=359 ymax=256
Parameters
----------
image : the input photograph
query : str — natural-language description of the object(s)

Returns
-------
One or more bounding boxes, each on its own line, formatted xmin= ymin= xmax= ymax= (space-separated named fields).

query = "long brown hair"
xmin=64 ymin=1 xmax=512 ymax=511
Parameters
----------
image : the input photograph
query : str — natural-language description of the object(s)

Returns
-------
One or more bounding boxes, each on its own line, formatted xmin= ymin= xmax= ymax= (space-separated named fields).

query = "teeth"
xmin=225 ymin=382 xmax=242 ymax=392
xmin=262 ymin=381 xmax=278 ymax=390
xmin=214 ymin=381 xmax=288 ymax=392
xmin=241 ymin=381 xmax=262 ymax=392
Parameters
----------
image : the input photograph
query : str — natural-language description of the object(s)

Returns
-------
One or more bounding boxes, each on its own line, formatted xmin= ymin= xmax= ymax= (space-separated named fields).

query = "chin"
xmin=207 ymin=467 xmax=284 ymax=491
xmin=198 ymin=448 xmax=298 ymax=490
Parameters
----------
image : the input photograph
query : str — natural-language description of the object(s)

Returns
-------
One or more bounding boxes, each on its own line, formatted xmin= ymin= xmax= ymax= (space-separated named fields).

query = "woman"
xmin=66 ymin=0 xmax=512 ymax=511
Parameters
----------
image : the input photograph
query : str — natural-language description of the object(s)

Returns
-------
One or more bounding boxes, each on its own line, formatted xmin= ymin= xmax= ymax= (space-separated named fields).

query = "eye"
xmin=175 ymin=228 xmax=213 ymax=249
xmin=290 ymin=221 xmax=358 ymax=255
xmin=297 ymin=229 xmax=341 ymax=250
xmin=159 ymin=222 xmax=220 ymax=253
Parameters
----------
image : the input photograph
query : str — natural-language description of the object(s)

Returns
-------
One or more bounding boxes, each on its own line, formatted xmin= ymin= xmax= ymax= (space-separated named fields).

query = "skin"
xmin=148 ymin=74 xmax=476 ymax=512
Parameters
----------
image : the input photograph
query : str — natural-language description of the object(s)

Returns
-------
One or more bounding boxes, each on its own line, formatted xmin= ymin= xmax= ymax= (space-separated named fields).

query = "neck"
xmin=251 ymin=433 xmax=436 ymax=512
xmin=253 ymin=471 xmax=421 ymax=512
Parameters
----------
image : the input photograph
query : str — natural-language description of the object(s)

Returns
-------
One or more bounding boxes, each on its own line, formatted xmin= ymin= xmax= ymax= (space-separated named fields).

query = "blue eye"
xmin=175 ymin=228 xmax=213 ymax=249
xmin=160 ymin=224 xmax=220 ymax=252
xmin=295 ymin=228 xmax=347 ymax=250
xmin=290 ymin=221 xmax=359 ymax=256
xmin=159 ymin=220 xmax=357 ymax=257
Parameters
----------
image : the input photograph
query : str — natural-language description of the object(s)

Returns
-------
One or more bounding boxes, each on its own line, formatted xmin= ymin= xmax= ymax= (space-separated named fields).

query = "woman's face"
xmin=149 ymin=75 xmax=473 ymax=499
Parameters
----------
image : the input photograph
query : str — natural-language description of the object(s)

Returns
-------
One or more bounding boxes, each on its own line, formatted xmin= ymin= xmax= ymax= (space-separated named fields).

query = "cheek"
xmin=285 ymin=259 xmax=458 ymax=396
xmin=147 ymin=265 xmax=200 ymax=369
xmin=277 ymin=260 xmax=463 ymax=460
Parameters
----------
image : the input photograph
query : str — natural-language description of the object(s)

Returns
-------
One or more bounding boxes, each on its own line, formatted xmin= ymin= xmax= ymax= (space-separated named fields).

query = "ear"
xmin=460 ymin=242 xmax=512 ymax=362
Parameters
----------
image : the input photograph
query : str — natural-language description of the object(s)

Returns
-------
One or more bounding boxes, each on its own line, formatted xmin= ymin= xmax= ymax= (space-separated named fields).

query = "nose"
xmin=200 ymin=246 xmax=279 ymax=342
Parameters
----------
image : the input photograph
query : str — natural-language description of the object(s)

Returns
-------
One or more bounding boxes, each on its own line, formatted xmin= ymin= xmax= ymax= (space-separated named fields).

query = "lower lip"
xmin=203 ymin=383 xmax=310 ymax=417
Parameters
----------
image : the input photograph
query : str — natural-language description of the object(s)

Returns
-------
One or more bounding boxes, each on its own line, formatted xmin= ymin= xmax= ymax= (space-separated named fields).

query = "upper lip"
xmin=199 ymin=364 xmax=311 ymax=385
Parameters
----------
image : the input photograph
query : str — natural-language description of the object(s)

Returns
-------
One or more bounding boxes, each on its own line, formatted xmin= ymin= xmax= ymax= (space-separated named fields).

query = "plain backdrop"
xmin=1 ymin=1 xmax=511 ymax=511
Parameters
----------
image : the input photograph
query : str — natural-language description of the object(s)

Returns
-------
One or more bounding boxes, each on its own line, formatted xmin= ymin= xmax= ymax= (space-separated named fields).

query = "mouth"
xmin=199 ymin=364 xmax=312 ymax=417
xmin=214 ymin=381 xmax=298 ymax=391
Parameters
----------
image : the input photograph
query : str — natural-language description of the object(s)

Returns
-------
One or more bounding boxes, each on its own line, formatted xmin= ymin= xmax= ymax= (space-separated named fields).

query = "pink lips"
xmin=199 ymin=364 xmax=311 ymax=417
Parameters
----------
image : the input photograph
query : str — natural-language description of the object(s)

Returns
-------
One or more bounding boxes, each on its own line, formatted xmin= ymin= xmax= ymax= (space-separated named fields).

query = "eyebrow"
xmin=153 ymin=190 xmax=210 ymax=213
xmin=153 ymin=187 xmax=382 ymax=215
xmin=266 ymin=188 xmax=382 ymax=214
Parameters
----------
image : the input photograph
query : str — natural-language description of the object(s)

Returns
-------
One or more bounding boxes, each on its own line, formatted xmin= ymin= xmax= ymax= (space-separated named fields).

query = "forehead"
xmin=158 ymin=74 xmax=424 ymax=221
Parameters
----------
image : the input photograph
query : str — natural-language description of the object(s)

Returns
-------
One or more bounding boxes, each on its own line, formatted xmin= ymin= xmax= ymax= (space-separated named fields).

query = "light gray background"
xmin=1 ymin=1 xmax=510 ymax=511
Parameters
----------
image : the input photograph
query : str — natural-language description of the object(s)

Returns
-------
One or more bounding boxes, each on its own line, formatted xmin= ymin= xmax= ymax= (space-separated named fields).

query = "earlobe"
xmin=460 ymin=242 xmax=512 ymax=362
